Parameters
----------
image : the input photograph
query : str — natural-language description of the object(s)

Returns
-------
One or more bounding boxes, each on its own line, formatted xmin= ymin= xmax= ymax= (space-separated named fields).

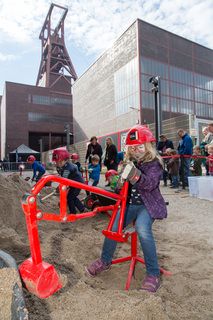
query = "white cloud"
xmin=0 ymin=52 xmax=17 ymax=61
xmin=0 ymin=0 xmax=48 ymax=43
xmin=0 ymin=0 xmax=213 ymax=56
xmin=66 ymin=0 xmax=143 ymax=54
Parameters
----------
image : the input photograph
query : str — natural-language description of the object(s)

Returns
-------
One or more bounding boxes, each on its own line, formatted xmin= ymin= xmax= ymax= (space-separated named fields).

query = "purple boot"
xmin=85 ymin=258 xmax=111 ymax=277
xmin=141 ymin=275 xmax=160 ymax=292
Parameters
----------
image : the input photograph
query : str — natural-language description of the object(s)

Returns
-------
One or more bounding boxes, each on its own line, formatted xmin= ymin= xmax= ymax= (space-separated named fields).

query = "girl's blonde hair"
xmin=125 ymin=142 xmax=163 ymax=166
xmin=105 ymin=137 xmax=114 ymax=145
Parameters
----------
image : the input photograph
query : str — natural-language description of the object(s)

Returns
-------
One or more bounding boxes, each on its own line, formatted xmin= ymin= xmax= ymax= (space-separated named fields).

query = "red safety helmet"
xmin=27 ymin=155 xmax=36 ymax=162
xmin=52 ymin=149 xmax=70 ymax=162
xmin=71 ymin=153 xmax=79 ymax=160
xmin=125 ymin=125 xmax=156 ymax=146
xmin=105 ymin=170 xmax=118 ymax=181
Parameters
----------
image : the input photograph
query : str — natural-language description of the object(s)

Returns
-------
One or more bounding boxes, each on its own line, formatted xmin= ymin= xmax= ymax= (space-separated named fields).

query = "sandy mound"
xmin=0 ymin=268 xmax=22 ymax=319
xmin=0 ymin=173 xmax=59 ymax=257
xmin=0 ymin=174 xmax=30 ymax=234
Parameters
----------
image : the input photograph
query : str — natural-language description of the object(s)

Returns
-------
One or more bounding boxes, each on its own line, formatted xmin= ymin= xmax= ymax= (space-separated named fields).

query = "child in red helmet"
xmin=71 ymin=153 xmax=83 ymax=173
xmin=52 ymin=149 xmax=87 ymax=214
xmin=86 ymin=125 xmax=167 ymax=293
xmin=105 ymin=169 xmax=119 ymax=190
xmin=27 ymin=155 xmax=45 ymax=182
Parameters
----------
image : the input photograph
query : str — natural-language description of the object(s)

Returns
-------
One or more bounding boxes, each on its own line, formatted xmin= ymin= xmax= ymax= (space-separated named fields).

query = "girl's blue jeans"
xmin=101 ymin=204 xmax=160 ymax=276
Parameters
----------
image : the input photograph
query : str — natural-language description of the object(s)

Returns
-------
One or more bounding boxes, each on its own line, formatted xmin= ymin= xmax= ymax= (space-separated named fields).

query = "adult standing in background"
xmin=200 ymin=126 xmax=209 ymax=175
xmin=157 ymin=134 xmax=174 ymax=187
xmin=103 ymin=137 xmax=118 ymax=171
xmin=203 ymin=123 xmax=213 ymax=175
xmin=85 ymin=136 xmax=103 ymax=166
xmin=200 ymin=126 xmax=209 ymax=151
xmin=177 ymin=129 xmax=193 ymax=188
xmin=157 ymin=134 xmax=174 ymax=155
xmin=205 ymin=123 xmax=213 ymax=147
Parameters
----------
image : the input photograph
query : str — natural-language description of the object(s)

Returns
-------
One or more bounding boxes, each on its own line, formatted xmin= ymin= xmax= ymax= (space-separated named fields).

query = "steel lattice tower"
xmin=36 ymin=3 xmax=77 ymax=93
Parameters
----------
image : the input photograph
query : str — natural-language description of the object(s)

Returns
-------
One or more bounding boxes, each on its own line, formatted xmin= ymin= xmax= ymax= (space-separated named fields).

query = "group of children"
xmin=162 ymin=144 xmax=213 ymax=189
xmin=26 ymin=150 xmax=102 ymax=214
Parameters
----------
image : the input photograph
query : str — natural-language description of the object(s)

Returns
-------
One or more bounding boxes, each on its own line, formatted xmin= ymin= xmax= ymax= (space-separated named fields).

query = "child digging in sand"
xmin=86 ymin=125 xmax=167 ymax=292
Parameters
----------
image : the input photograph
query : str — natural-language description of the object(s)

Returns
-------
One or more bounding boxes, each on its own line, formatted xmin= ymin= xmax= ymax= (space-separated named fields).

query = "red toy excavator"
xmin=19 ymin=174 xmax=171 ymax=299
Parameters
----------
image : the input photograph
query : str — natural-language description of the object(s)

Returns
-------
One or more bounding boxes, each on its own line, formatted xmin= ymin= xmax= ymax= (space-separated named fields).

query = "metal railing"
xmin=0 ymin=162 xmax=35 ymax=172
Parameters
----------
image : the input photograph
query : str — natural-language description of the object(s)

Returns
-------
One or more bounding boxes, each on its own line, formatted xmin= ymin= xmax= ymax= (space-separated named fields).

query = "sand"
xmin=0 ymin=173 xmax=213 ymax=319
xmin=0 ymin=268 xmax=22 ymax=319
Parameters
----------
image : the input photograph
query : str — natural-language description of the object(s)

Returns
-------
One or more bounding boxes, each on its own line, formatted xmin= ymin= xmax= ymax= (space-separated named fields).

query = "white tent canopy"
xmin=10 ymin=144 xmax=39 ymax=154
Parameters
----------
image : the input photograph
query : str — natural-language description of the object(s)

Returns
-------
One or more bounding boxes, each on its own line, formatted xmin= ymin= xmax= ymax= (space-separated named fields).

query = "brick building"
xmin=0 ymin=82 xmax=73 ymax=159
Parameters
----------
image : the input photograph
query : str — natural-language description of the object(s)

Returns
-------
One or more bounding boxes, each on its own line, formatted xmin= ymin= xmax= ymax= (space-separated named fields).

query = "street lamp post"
xmin=149 ymin=76 xmax=162 ymax=140
xmin=39 ymin=139 xmax=43 ymax=163
xmin=64 ymin=123 xmax=73 ymax=152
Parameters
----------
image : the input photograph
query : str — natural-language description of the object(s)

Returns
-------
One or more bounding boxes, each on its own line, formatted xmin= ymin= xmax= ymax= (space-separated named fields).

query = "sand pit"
xmin=0 ymin=173 xmax=213 ymax=319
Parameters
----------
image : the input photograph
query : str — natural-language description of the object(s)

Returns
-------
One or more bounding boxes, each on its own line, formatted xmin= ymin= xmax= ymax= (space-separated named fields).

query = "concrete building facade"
xmin=73 ymin=19 xmax=213 ymax=149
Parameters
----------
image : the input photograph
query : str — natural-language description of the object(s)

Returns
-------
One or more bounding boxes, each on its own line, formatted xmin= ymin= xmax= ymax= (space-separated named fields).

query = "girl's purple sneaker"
xmin=141 ymin=275 xmax=160 ymax=292
xmin=85 ymin=259 xmax=111 ymax=277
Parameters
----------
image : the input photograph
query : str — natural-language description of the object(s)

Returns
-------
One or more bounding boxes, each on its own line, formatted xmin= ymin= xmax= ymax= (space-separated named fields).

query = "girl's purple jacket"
xmin=136 ymin=160 xmax=168 ymax=219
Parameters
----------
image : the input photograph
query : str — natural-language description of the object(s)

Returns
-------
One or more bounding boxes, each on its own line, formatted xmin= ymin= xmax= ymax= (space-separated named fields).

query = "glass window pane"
xmin=114 ymin=57 xmax=139 ymax=116
xmin=141 ymin=57 xmax=168 ymax=78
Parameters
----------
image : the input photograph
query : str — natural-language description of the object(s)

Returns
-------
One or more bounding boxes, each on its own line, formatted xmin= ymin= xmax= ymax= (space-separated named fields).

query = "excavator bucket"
xmin=19 ymin=258 xmax=62 ymax=299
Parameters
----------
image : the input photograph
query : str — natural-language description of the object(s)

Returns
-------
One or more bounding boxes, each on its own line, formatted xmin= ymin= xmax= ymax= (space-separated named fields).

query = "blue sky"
xmin=0 ymin=0 xmax=213 ymax=94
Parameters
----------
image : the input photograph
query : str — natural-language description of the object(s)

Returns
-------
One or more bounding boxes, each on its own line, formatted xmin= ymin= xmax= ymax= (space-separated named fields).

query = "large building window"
xmin=114 ymin=58 xmax=139 ymax=116
xmin=141 ymin=92 xmax=154 ymax=109
xmin=170 ymin=66 xmax=193 ymax=84
xmin=194 ymin=74 xmax=213 ymax=90
xmin=140 ymin=56 xmax=213 ymax=118
xmin=141 ymin=74 xmax=169 ymax=95
xmin=195 ymin=103 xmax=213 ymax=118
xmin=33 ymin=95 xmax=49 ymax=105
xmin=141 ymin=57 xmax=169 ymax=112
xmin=170 ymin=98 xmax=194 ymax=114
xmin=195 ymin=88 xmax=213 ymax=104
xmin=28 ymin=112 xmax=68 ymax=123
xmin=170 ymin=83 xmax=193 ymax=100
xmin=141 ymin=57 xmax=168 ymax=79
xmin=29 ymin=95 xmax=72 ymax=106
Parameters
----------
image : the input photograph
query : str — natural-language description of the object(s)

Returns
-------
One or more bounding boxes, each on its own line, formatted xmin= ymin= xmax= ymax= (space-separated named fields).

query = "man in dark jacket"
xmin=177 ymin=129 xmax=193 ymax=187
xmin=157 ymin=135 xmax=174 ymax=186
xmin=157 ymin=134 xmax=174 ymax=154
xmin=85 ymin=136 xmax=103 ymax=165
